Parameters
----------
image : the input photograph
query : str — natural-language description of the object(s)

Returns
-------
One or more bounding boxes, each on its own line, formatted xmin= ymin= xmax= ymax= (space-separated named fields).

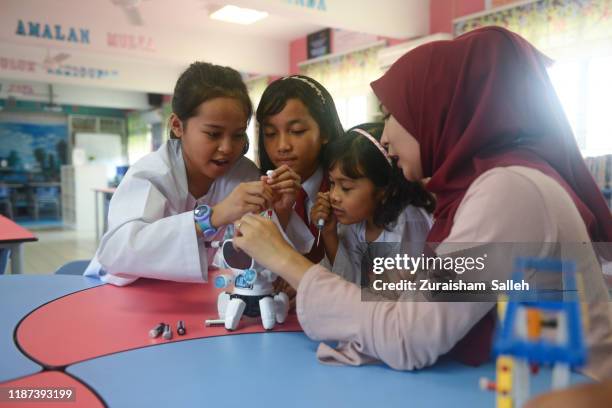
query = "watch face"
xmin=195 ymin=205 xmax=210 ymax=218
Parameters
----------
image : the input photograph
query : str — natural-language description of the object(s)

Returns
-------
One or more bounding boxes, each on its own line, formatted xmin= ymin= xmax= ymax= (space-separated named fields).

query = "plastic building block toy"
xmin=480 ymin=257 xmax=587 ymax=408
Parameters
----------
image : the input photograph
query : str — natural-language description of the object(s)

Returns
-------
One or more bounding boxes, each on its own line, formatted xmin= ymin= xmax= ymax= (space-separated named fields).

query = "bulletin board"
xmin=0 ymin=112 xmax=68 ymax=182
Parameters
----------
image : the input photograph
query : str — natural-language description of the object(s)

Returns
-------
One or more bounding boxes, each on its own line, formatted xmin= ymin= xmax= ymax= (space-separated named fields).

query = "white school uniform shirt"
xmin=84 ymin=139 xmax=312 ymax=286
xmin=301 ymin=166 xmax=324 ymax=226
xmin=330 ymin=206 xmax=433 ymax=284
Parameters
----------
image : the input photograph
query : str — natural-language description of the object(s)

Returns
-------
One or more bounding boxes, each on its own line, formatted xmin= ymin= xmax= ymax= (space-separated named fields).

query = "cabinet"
xmin=61 ymin=165 xmax=107 ymax=232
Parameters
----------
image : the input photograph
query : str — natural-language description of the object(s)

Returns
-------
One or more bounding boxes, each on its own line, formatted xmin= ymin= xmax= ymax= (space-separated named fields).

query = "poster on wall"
xmin=0 ymin=122 xmax=68 ymax=183
xmin=307 ymin=28 xmax=331 ymax=59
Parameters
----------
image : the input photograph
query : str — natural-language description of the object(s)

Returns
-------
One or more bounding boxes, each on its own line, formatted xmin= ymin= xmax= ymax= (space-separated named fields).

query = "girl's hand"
xmin=265 ymin=165 xmax=301 ymax=212
xmin=211 ymin=181 xmax=274 ymax=227
xmin=310 ymin=192 xmax=337 ymax=236
xmin=233 ymin=214 xmax=313 ymax=288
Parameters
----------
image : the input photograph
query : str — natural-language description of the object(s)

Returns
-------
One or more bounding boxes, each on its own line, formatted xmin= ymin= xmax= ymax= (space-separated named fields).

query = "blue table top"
xmin=0 ymin=275 xmax=591 ymax=406
xmin=68 ymin=332 xmax=590 ymax=408
xmin=0 ymin=274 xmax=102 ymax=382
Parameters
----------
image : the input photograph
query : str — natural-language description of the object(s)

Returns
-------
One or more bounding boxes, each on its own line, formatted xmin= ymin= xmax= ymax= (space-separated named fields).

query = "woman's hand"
xmin=232 ymin=214 xmax=313 ymax=288
xmin=265 ymin=165 xmax=301 ymax=212
xmin=310 ymin=192 xmax=337 ymax=237
xmin=211 ymin=181 xmax=274 ymax=227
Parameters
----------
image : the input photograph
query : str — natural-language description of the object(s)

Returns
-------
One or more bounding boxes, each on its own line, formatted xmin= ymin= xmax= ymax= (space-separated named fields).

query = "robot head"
xmin=214 ymin=239 xmax=257 ymax=288
xmin=219 ymin=239 xmax=253 ymax=270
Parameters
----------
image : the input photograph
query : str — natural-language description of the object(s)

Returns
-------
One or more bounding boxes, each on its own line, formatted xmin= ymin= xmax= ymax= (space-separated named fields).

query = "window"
xmin=548 ymin=56 xmax=612 ymax=157
xmin=300 ymin=43 xmax=385 ymax=130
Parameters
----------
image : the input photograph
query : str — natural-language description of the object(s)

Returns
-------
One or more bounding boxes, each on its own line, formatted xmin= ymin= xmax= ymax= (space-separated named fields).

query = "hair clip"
xmin=282 ymin=76 xmax=326 ymax=105
xmin=352 ymin=128 xmax=392 ymax=166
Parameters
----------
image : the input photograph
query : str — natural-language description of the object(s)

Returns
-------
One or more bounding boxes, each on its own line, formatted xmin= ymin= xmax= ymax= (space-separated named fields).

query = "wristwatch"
xmin=194 ymin=204 xmax=217 ymax=239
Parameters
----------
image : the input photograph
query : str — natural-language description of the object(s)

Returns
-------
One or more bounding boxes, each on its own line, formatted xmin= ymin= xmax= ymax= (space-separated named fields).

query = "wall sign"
xmin=46 ymin=65 xmax=118 ymax=79
xmin=285 ymin=0 xmax=327 ymax=12
xmin=0 ymin=56 xmax=37 ymax=73
xmin=1 ymin=55 xmax=118 ymax=80
xmin=307 ymin=28 xmax=331 ymax=59
xmin=107 ymin=33 xmax=155 ymax=51
xmin=15 ymin=20 xmax=90 ymax=44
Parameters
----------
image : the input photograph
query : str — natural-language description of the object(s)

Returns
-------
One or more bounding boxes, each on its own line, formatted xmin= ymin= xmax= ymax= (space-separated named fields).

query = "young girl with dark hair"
xmin=85 ymin=61 xmax=309 ymax=286
xmin=256 ymin=75 xmax=344 ymax=263
xmin=311 ymin=122 xmax=434 ymax=285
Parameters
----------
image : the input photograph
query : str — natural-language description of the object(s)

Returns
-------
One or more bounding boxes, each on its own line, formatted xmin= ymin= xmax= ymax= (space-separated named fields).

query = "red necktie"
xmin=294 ymin=186 xmax=325 ymax=262
xmin=294 ymin=187 xmax=309 ymax=229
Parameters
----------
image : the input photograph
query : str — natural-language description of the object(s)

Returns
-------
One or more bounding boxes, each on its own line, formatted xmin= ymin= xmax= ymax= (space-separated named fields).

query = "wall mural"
xmin=0 ymin=122 xmax=68 ymax=183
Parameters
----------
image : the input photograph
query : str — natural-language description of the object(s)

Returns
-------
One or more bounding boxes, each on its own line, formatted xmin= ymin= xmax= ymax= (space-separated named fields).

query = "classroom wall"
xmin=288 ymin=30 xmax=405 ymax=75
xmin=0 ymin=79 xmax=149 ymax=110
xmin=289 ymin=37 xmax=308 ymax=75
xmin=429 ymin=0 xmax=486 ymax=34
xmin=288 ymin=1 xmax=488 ymax=74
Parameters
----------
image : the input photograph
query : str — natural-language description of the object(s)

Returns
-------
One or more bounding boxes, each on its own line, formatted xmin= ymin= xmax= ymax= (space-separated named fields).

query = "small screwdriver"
xmin=316 ymin=218 xmax=324 ymax=247
xmin=265 ymin=170 xmax=274 ymax=219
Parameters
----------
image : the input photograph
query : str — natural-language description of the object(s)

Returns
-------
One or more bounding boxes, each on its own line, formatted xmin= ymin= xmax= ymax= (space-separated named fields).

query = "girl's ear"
xmin=169 ymin=113 xmax=184 ymax=139
xmin=320 ymin=132 xmax=329 ymax=146
xmin=375 ymin=187 xmax=386 ymax=203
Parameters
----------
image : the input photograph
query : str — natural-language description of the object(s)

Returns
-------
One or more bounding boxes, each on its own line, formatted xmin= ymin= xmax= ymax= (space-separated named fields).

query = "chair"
xmin=0 ymin=248 xmax=10 ymax=275
xmin=0 ymin=185 xmax=13 ymax=219
xmin=33 ymin=186 xmax=61 ymax=220
xmin=55 ymin=259 xmax=90 ymax=275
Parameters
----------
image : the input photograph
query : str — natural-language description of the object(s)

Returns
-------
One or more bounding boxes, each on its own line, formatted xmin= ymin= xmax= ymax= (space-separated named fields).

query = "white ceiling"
xmin=130 ymin=0 xmax=325 ymax=41
xmin=0 ymin=0 xmax=429 ymax=93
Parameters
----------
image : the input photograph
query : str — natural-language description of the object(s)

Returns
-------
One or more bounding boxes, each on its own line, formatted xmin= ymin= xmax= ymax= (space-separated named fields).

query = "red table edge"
xmin=20 ymin=327 xmax=305 ymax=370
xmin=92 ymin=187 xmax=117 ymax=194
xmin=0 ymin=215 xmax=38 ymax=244
xmin=14 ymin=282 xmax=304 ymax=369
xmin=12 ymin=285 xmax=106 ymax=370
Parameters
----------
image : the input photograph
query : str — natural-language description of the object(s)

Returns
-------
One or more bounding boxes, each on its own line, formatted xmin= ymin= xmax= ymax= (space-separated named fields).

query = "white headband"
xmin=282 ymin=76 xmax=326 ymax=105
xmin=352 ymin=128 xmax=392 ymax=166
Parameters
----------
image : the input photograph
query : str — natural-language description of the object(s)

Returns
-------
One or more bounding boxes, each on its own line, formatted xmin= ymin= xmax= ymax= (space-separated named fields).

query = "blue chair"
xmin=0 ymin=185 xmax=13 ymax=219
xmin=115 ymin=165 xmax=129 ymax=185
xmin=55 ymin=260 xmax=90 ymax=275
xmin=33 ymin=187 xmax=61 ymax=220
xmin=0 ymin=248 xmax=10 ymax=274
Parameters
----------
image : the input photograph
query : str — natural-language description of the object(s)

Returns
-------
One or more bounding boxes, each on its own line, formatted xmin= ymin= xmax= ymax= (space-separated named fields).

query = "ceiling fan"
xmin=41 ymin=51 xmax=71 ymax=70
xmin=110 ymin=0 xmax=149 ymax=26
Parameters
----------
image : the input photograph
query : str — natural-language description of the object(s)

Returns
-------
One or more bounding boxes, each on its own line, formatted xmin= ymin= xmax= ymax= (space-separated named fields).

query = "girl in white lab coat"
xmin=310 ymin=122 xmax=435 ymax=286
xmin=85 ymin=61 xmax=309 ymax=286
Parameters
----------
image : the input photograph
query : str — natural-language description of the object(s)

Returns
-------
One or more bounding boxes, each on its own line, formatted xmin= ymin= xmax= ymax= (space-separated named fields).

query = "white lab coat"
xmin=329 ymin=206 xmax=433 ymax=285
xmin=84 ymin=139 xmax=313 ymax=286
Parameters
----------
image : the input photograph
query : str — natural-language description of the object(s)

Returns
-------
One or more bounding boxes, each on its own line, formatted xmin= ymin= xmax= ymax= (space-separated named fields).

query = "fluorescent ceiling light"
xmin=210 ymin=5 xmax=268 ymax=25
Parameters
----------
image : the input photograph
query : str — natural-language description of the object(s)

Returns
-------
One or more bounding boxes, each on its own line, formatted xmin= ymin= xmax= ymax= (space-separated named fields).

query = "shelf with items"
xmin=584 ymin=154 xmax=611 ymax=210
xmin=602 ymin=187 xmax=611 ymax=210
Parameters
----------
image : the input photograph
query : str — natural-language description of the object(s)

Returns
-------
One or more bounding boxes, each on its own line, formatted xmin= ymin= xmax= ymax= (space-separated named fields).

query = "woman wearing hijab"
xmin=231 ymin=27 xmax=612 ymax=379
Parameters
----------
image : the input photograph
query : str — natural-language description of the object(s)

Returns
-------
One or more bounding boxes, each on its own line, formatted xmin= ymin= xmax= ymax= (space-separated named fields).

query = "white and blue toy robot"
xmin=212 ymin=238 xmax=289 ymax=331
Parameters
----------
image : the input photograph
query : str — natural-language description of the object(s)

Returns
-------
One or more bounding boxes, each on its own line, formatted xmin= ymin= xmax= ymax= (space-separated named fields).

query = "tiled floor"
xmin=10 ymin=228 xmax=97 ymax=275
